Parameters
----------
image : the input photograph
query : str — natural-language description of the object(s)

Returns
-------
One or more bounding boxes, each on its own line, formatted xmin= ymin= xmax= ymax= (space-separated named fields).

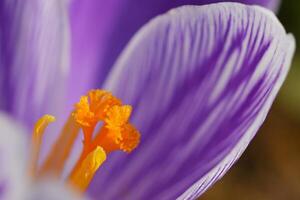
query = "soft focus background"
xmin=202 ymin=1 xmax=300 ymax=199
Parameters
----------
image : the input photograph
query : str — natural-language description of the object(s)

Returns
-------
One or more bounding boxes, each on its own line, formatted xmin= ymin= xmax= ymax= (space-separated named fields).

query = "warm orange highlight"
xmin=73 ymin=90 xmax=121 ymax=128
xmin=30 ymin=89 xmax=140 ymax=192
xmin=69 ymin=90 xmax=140 ymax=190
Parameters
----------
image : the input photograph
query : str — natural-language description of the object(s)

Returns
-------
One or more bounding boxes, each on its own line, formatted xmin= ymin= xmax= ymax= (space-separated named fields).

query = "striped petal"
xmin=67 ymin=0 xmax=280 ymax=108
xmin=88 ymin=3 xmax=294 ymax=200
xmin=0 ymin=0 xmax=70 ymax=128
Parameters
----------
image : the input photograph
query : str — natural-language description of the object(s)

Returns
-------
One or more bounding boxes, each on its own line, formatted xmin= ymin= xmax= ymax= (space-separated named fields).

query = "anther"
xmin=69 ymin=146 xmax=106 ymax=191
xmin=30 ymin=115 xmax=55 ymax=176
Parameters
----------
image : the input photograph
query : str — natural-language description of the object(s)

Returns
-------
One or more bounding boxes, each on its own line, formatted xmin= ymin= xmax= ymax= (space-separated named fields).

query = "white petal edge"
xmin=28 ymin=180 xmax=88 ymax=200
xmin=0 ymin=113 xmax=85 ymax=200
xmin=103 ymin=3 xmax=295 ymax=199
xmin=177 ymin=7 xmax=296 ymax=198
xmin=0 ymin=113 xmax=29 ymax=200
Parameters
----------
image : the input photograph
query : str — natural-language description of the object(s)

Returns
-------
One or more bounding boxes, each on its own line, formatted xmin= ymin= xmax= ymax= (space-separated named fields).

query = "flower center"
xmin=30 ymin=89 xmax=140 ymax=192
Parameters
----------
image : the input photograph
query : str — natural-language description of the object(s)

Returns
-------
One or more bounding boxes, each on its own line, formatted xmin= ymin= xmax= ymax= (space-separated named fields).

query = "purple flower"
xmin=0 ymin=0 xmax=281 ymax=128
xmin=68 ymin=0 xmax=281 ymax=117
xmin=0 ymin=1 xmax=295 ymax=200
xmin=0 ymin=0 xmax=69 ymax=127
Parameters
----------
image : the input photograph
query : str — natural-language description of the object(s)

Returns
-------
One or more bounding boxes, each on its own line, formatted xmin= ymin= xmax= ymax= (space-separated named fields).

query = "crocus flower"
xmin=68 ymin=0 xmax=282 ymax=121
xmin=0 ymin=1 xmax=295 ymax=200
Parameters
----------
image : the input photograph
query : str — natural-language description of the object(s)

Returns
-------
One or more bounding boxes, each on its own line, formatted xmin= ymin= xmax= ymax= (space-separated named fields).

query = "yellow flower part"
xmin=30 ymin=115 xmax=56 ymax=176
xmin=30 ymin=89 xmax=140 ymax=192
xmin=69 ymin=146 xmax=106 ymax=192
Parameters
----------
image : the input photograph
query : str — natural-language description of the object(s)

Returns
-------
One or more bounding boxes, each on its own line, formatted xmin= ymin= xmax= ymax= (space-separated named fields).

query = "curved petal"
xmin=29 ymin=180 xmax=86 ymax=200
xmin=87 ymin=3 xmax=294 ymax=200
xmin=0 ymin=113 xmax=84 ymax=200
xmin=0 ymin=113 xmax=29 ymax=199
xmin=0 ymin=0 xmax=70 ymax=128
xmin=67 ymin=0 xmax=280 ymax=109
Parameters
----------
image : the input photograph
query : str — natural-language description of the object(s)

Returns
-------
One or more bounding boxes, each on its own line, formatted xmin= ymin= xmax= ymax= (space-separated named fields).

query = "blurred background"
xmin=202 ymin=1 xmax=300 ymax=199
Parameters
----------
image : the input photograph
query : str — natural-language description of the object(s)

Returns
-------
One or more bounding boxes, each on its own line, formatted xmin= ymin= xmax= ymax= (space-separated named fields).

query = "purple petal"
xmin=88 ymin=3 xmax=294 ymax=200
xmin=0 ymin=0 xmax=69 ymax=128
xmin=68 ymin=0 xmax=280 ymax=109
xmin=67 ymin=0 xmax=123 ymax=107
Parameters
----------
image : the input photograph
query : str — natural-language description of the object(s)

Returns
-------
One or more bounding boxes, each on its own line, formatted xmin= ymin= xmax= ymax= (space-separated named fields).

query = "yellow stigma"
xmin=30 ymin=89 xmax=140 ymax=192
xmin=72 ymin=90 xmax=140 ymax=154
xmin=69 ymin=90 xmax=140 ymax=190
xmin=73 ymin=90 xmax=121 ymax=128
xmin=105 ymin=105 xmax=132 ymax=128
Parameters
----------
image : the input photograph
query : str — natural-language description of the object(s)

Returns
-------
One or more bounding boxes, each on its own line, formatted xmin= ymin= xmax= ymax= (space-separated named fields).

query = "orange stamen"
xmin=69 ymin=90 xmax=140 ymax=190
xmin=31 ymin=89 xmax=140 ymax=192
